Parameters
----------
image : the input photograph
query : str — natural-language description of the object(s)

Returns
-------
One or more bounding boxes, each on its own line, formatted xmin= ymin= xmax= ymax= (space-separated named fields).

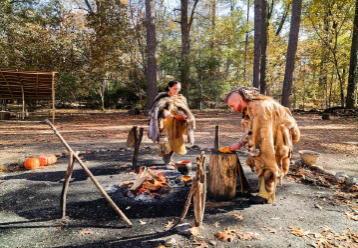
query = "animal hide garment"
xmin=242 ymin=97 xmax=300 ymax=203
xmin=148 ymin=92 xmax=195 ymax=156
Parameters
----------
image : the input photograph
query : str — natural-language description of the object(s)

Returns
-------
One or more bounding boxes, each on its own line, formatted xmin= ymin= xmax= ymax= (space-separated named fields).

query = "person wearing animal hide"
xmin=225 ymin=87 xmax=300 ymax=204
xmin=148 ymin=81 xmax=196 ymax=168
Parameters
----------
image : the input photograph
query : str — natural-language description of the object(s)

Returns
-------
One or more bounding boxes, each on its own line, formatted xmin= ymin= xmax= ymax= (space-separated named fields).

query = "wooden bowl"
xmin=299 ymin=150 xmax=321 ymax=166
xmin=174 ymin=114 xmax=187 ymax=121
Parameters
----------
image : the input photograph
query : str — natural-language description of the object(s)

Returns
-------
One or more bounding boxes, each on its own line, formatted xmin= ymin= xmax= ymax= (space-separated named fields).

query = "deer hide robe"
xmin=243 ymin=98 xmax=300 ymax=203
xmin=148 ymin=92 xmax=195 ymax=156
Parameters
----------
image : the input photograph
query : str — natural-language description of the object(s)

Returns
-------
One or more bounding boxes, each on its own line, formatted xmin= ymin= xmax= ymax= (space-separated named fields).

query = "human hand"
xmin=165 ymin=113 xmax=174 ymax=118
xmin=229 ymin=142 xmax=242 ymax=151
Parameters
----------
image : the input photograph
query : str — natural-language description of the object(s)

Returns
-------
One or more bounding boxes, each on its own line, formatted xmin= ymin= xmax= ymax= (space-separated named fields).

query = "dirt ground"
xmin=0 ymin=110 xmax=357 ymax=248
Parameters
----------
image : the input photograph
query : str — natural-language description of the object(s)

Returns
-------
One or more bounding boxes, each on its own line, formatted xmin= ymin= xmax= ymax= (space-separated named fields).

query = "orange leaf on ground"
xmin=288 ymin=226 xmax=311 ymax=237
xmin=232 ymin=213 xmax=244 ymax=220
xmin=215 ymin=231 xmax=236 ymax=242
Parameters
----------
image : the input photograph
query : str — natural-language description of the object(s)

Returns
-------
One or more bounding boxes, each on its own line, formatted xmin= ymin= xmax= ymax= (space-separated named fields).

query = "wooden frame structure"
xmin=0 ymin=69 xmax=56 ymax=121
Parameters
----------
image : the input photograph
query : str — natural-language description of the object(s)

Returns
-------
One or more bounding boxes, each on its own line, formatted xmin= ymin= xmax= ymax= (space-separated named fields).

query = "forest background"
xmin=0 ymin=0 xmax=357 ymax=112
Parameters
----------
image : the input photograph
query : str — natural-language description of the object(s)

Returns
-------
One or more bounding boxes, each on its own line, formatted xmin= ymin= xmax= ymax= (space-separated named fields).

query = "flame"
xmin=138 ymin=188 xmax=147 ymax=194
xmin=181 ymin=176 xmax=192 ymax=182
xmin=154 ymin=177 xmax=167 ymax=186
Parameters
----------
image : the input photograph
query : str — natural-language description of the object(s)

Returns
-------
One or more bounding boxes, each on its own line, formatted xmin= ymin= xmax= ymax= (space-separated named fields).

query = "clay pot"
xmin=175 ymin=160 xmax=192 ymax=175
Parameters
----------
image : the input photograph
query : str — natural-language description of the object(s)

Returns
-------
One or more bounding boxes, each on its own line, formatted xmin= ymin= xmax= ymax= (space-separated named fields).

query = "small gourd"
xmin=38 ymin=154 xmax=57 ymax=166
xmin=24 ymin=158 xmax=40 ymax=170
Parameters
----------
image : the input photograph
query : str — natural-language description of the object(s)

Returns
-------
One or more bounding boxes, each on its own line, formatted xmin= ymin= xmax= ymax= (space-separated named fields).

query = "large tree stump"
xmin=208 ymin=150 xmax=237 ymax=200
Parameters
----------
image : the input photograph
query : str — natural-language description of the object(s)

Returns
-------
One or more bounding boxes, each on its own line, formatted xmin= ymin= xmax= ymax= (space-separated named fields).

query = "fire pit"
xmin=117 ymin=166 xmax=192 ymax=202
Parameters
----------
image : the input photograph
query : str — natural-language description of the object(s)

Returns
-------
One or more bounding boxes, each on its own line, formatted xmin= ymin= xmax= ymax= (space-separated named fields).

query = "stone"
xmin=294 ymin=159 xmax=303 ymax=167
xmin=17 ymin=157 xmax=26 ymax=168
xmin=164 ymin=237 xmax=176 ymax=247
xmin=335 ymin=172 xmax=347 ymax=181
xmin=345 ymin=177 xmax=357 ymax=185
xmin=61 ymin=150 xmax=69 ymax=156
xmin=175 ymin=223 xmax=192 ymax=235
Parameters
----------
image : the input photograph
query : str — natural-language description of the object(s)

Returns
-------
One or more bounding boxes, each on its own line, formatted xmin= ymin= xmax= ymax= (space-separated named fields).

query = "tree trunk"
xmin=180 ymin=0 xmax=199 ymax=92
xmin=253 ymin=0 xmax=262 ymax=88
xmin=346 ymin=0 xmax=358 ymax=109
xmin=145 ymin=0 xmax=158 ymax=113
xmin=281 ymin=0 xmax=303 ymax=108
xmin=208 ymin=151 xmax=237 ymax=200
xmin=275 ymin=3 xmax=289 ymax=36
xmin=244 ymin=0 xmax=250 ymax=81
xmin=259 ymin=0 xmax=267 ymax=94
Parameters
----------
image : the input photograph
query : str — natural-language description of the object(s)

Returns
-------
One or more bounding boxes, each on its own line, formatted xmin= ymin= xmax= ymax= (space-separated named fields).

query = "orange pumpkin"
xmin=24 ymin=158 xmax=40 ymax=170
xmin=38 ymin=154 xmax=57 ymax=166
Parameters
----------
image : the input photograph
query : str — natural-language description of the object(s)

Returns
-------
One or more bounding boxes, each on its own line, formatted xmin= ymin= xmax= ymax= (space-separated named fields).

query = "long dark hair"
xmin=165 ymin=81 xmax=180 ymax=92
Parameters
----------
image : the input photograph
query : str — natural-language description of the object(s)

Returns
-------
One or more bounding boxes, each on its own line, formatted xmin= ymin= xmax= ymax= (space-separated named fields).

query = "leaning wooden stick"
xmin=45 ymin=119 xmax=133 ymax=227
xmin=60 ymin=151 xmax=79 ymax=219
xmin=193 ymin=152 xmax=206 ymax=226
xmin=173 ymin=152 xmax=206 ymax=228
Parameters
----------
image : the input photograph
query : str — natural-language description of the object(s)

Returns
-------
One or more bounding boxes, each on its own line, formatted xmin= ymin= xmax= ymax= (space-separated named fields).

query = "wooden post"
xmin=45 ymin=119 xmax=133 ymax=227
xmin=208 ymin=150 xmax=237 ymax=200
xmin=214 ymin=126 xmax=219 ymax=150
xmin=21 ymin=85 xmax=25 ymax=120
xmin=132 ymin=126 xmax=144 ymax=170
xmin=51 ymin=72 xmax=55 ymax=123
xmin=60 ymin=151 xmax=79 ymax=218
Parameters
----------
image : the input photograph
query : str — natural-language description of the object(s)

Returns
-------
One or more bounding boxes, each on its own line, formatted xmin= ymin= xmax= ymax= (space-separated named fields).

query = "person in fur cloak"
xmin=225 ymin=87 xmax=300 ymax=204
xmin=148 ymin=81 xmax=196 ymax=168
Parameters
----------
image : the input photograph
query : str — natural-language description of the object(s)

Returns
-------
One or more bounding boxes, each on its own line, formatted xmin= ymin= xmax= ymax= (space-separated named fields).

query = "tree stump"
xmin=208 ymin=150 xmax=237 ymax=200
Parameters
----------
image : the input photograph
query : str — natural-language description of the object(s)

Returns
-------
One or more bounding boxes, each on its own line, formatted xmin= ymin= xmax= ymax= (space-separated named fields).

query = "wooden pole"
xmin=214 ymin=126 xmax=219 ymax=150
xmin=61 ymin=151 xmax=79 ymax=218
xmin=51 ymin=72 xmax=55 ymax=123
xmin=45 ymin=119 xmax=133 ymax=227
xmin=21 ymin=85 xmax=25 ymax=120
xmin=132 ymin=127 xmax=144 ymax=170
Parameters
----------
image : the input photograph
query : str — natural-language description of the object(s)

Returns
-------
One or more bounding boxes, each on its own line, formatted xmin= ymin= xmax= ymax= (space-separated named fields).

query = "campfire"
xmin=118 ymin=166 xmax=192 ymax=200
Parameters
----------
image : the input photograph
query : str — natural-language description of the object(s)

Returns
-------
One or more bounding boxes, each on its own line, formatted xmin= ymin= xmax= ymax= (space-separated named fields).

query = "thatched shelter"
xmin=0 ymin=69 xmax=56 ymax=120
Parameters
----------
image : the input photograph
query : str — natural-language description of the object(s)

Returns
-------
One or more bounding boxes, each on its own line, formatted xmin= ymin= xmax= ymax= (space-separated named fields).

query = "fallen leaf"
xmin=232 ymin=214 xmax=244 ymax=220
xmin=189 ymin=226 xmax=200 ymax=236
xmin=288 ymin=226 xmax=311 ymax=237
xmin=344 ymin=212 xmax=358 ymax=221
xmin=213 ymin=222 xmax=220 ymax=227
xmin=260 ymin=226 xmax=277 ymax=233
xmin=165 ymin=220 xmax=174 ymax=228
xmin=139 ymin=220 xmax=146 ymax=224
xmin=314 ymin=203 xmax=323 ymax=210
xmin=215 ymin=231 xmax=236 ymax=242
xmin=80 ymin=229 xmax=94 ymax=235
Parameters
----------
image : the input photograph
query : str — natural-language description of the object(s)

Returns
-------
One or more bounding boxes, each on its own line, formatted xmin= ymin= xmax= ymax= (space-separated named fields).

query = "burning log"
xmin=126 ymin=166 xmax=172 ymax=195
xmin=130 ymin=176 xmax=149 ymax=192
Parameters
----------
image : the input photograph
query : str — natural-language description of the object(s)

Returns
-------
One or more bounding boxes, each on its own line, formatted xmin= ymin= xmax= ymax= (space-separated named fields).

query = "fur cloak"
xmin=148 ymin=92 xmax=195 ymax=155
